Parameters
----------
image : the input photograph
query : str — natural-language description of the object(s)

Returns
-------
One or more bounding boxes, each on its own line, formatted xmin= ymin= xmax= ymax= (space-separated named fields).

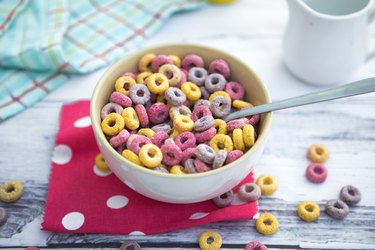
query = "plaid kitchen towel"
xmin=0 ymin=0 xmax=205 ymax=121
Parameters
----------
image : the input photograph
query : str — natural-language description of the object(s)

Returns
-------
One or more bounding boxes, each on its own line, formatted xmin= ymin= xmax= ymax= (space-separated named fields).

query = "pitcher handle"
xmin=367 ymin=6 xmax=375 ymax=61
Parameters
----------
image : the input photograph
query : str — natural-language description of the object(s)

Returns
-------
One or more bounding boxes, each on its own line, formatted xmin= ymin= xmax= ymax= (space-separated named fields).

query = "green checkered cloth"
xmin=0 ymin=0 xmax=205 ymax=121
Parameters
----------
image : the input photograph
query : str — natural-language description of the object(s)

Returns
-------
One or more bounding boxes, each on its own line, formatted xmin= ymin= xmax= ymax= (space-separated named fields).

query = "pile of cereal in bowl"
xmin=100 ymin=53 xmax=260 ymax=174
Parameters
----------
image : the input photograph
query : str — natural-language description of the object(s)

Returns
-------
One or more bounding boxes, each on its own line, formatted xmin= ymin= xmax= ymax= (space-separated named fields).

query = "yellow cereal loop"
xmin=170 ymin=129 xmax=180 ymax=139
xmin=243 ymin=124 xmax=255 ymax=148
xmin=156 ymin=94 xmax=168 ymax=104
xmin=138 ymin=53 xmax=155 ymax=72
xmin=214 ymin=119 xmax=227 ymax=134
xmin=139 ymin=144 xmax=162 ymax=168
xmin=122 ymin=107 xmax=140 ymax=130
xmin=209 ymin=134 xmax=233 ymax=153
xmin=297 ymin=201 xmax=321 ymax=222
xmin=115 ymin=76 xmax=136 ymax=96
xmin=232 ymin=100 xmax=253 ymax=109
xmin=95 ymin=153 xmax=110 ymax=172
xmin=198 ymin=230 xmax=222 ymax=250
xmin=233 ymin=128 xmax=245 ymax=151
xmin=209 ymin=90 xmax=231 ymax=102
xmin=101 ymin=113 xmax=125 ymax=136
xmin=138 ymin=128 xmax=155 ymax=139
xmin=147 ymin=73 xmax=169 ymax=94
xmin=307 ymin=144 xmax=329 ymax=163
xmin=181 ymin=82 xmax=201 ymax=102
xmin=256 ymin=175 xmax=277 ymax=195
xmin=168 ymin=54 xmax=181 ymax=67
xmin=122 ymin=149 xmax=142 ymax=165
xmin=136 ymin=71 xmax=152 ymax=84
xmin=255 ymin=213 xmax=279 ymax=235
xmin=170 ymin=165 xmax=186 ymax=174
xmin=0 ymin=180 xmax=23 ymax=203
xmin=173 ymin=114 xmax=194 ymax=132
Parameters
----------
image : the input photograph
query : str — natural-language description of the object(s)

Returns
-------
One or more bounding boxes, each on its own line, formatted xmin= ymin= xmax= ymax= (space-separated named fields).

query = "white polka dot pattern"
xmin=52 ymin=144 xmax=72 ymax=165
xmin=61 ymin=212 xmax=85 ymax=230
xmin=106 ymin=195 xmax=129 ymax=209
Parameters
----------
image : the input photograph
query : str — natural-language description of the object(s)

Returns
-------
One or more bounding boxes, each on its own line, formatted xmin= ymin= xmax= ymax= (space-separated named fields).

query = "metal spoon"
xmin=224 ymin=77 xmax=375 ymax=122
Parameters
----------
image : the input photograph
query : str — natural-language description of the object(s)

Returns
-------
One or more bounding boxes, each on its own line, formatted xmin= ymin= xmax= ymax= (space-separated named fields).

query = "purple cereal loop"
xmin=165 ymin=87 xmax=187 ymax=106
xmin=151 ymin=130 xmax=169 ymax=148
xmin=340 ymin=185 xmax=362 ymax=205
xmin=181 ymin=147 xmax=196 ymax=163
xmin=151 ymin=123 xmax=172 ymax=134
xmin=134 ymin=104 xmax=149 ymax=127
xmin=238 ymin=183 xmax=261 ymax=202
xmin=194 ymin=99 xmax=211 ymax=109
xmin=129 ymin=84 xmax=151 ymax=105
xmin=120 ymin=240 xmax=141 ymax=250
xmin=182 ymin=54 xmax=205 ymax=71
xmin=100 ymin=102 xmax=124 ymax=120
xmin=109 ymin=129 xmax=130 ymax=148
xmin=200 ymin=86 xmax=210 ymax=100
xmin=212 ymin=190 xmax=234 ymax=208
xmin=183 ymin=158 xmax=196 ymax=173
xmin=153 ymin=166 xmax=169 ymax=173
xmin=194 ymin=158 xmax=211 ymax=172
xmin=151 ymin=55 xmax=173 ymax=72
xmin=129 ymin=135 xmax=152 ymax=154
xmin=244 ymin=241 xmax=268 ymax=250
xmin=195 ymin=144 xmax=216 ymax=164
xmin=204 ymin=73 xmax=227 ymax=93
xmin=192 ymin=105 xmax=212 ymax=122
xmin=225 ymin=81 xmax=245 ymax=100
xmin=148 ymin=103 xmax=169 ymax=124
xmin=121 ymin=72 xmax=137 ymax=79
xmin=126 ymin=134 xmax=140 ymax=149
xmin=188 ymin=67 xmax=208 ymax=86
xmin=194 ymin=115 xmax=215 ymax=132
xmin=175 ymin=132 xmax=196 ymax=151
xmin=249 ymin=114 xmax=261 ymax=126
xmin=225 ymin=150 xmax=244 ymax=164
xmin=161 ymin=143 xmax=182 ymax=166
xmin=212 ymin=150 xmax=227 ymax=169
xmin=208 ymin=59 xmax=231 ymax=79
xmin=210 ymin=96 xmax=231 ymax=118
xmin=325 ymin=199 xmax=349 ymax=220
xmin=109 ymin=92 xmax=132 ymax=107
xmin=305 ymin=163 xmax=328 ymax=183
xmin=227 ymin=118 xmax=250 ymax=132
xmin=195 ymin=127 xmax=217 ymax=143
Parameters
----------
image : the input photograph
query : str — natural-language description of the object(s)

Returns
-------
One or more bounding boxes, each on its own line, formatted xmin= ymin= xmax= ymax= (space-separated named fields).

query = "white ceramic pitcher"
xmin=283 ymin=0 xmax=375 ymax=85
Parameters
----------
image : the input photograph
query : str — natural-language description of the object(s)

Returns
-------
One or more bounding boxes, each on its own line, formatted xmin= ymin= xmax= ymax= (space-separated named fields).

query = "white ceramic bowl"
xmin=90 ymin=43 xmax=272 ymax=203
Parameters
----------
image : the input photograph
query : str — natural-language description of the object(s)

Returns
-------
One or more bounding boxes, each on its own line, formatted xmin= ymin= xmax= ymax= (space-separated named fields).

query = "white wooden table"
xmin=1 ymin=0 xmax=375 ymax=249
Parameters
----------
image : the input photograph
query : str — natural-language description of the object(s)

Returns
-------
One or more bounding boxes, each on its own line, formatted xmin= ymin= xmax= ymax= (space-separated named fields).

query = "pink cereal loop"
xmin=175 ymin=132 xmax=196 ymax=151
xmin=181 ymin=147 xmax=196 ymax=163
xmin=109 ymin=92 xmax=132 ymax=107
xmin=208 ymin=58 xmax=231 ymax=79
xmin=194 ymin=158 xmax=211 ymax=172
xmin=227 ymin=118 xmax=250 ymax=132
xmin=149 ymin=102 xmax=169 ymax=124
xmin=161 ymin=143 xmax=183 ymax=166
xmin=129 ymin=135 xmax=152 ymax=154
xmin=151 ymin=55 xmax=173 ymax=73
xmin=192 ymin=105 xmax=212 ymax=122
xmin=109 ymin=129 xmax=130 ymax=148
xmin=182 ymin=54 xmax=205 ymax=71
xmin=151 ymin=130 xmax=169 ymax=148
xmin=225 ymin=150 xmax=244 ymax=164
xmin=121 ymin=72 xmax=137 ymax=79
xmin=135 ymin=104 xmax=149 ymax=127
xmin=225 ymin=81 xmax=245 ymax=100
xmin=195 ymin=127 xmax=217 ymax=143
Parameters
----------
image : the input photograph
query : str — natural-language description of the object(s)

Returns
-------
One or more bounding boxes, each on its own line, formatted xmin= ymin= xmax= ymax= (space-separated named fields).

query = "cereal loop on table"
xmin=0 ymin=180 xmax=23 ymax=203
xmin=325 ymin=199 xmax=349 ymax=220
xmin=208 ymin=90 xmax=231 ymax=102
xmin=138 ymin=128 xmax=155 ymax=139
xmin=120 ymin=240 xmax=141 ymax=250
xmin=212 ymin=190 xmax=234 ymax=208
xmin=147 ymin=73 xmax=169 ymax=94
xmin=0 ymin=207 xmax=8 ymax=226
xmin=340 ymin=185 xmax=361 ymax=206
xmin=233 ymin=128 xmax=245 ymax=151
xmin=115 ymin=76 xmax=136 ymax=96
xmin=232 ymin=99 xmax=253 ymax=109
xmin=214 ymin=119 xmax=227 ymax=134
xmin=210 ymin=134 xmax=233 ymax=153
xmin=95 ymin=153 xmax=110 ymax=172
xmin=138 ymin=53 xmax=155 ymax=72
xmin=256 ymin=175 xmax=277 ymax=195
xmin=173 ymin=114 xmax=194 ymax=132
xmin=122 ymin=107 xmax=140 ymax=130
xmin=255 ymin=213 xmax=279 ymax=235
xmin=307 ymin=144 xmax=329 ymax=163
xmin=181 ymin=81 xmax=202 ymax=102
xmin=139 ymin=144 xmax=163 ymax=168
xmin=238 ymin=183 xmax=261 ymax=202
xmin=159 ymin=64 xmax=182 ymax=86
xmin=170 ymin=165 xmax=186 ymax=174
xmin=101 ymin=113 xmax=125 ymax=136
xmin=244 ymin=241 xmax=268 ymax=250
xmin=297 ymin=201 xmax=320 ymax=222
xmin=243 ymin=124 xmax=255 ymax=148
xmin=122 ymin=149 xmax=142 ymax=165
xmin=198 ymin=230 xmax=222 ymax=250
xmin=305 ymin=163 xmax=328 ymax=183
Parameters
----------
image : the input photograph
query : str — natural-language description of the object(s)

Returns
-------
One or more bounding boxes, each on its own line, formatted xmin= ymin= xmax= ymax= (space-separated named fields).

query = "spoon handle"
xmin=224 ymin=77 xmax=375 ymax=122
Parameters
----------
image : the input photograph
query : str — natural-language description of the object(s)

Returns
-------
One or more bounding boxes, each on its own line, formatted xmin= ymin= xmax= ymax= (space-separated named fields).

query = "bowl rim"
xmin=90 ymin=42 xmax=272 ymax=179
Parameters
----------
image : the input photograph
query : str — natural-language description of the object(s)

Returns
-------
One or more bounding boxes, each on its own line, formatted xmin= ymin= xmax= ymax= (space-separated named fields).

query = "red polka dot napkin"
xmin=42 ymin=100 xmax=258 ymax=235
